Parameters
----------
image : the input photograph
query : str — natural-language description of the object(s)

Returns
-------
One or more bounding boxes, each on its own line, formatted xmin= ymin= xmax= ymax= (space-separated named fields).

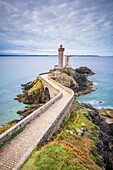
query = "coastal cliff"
xmin=18 ymin=66 xmax=113 ymax=170
xmin=1 ymin=66 xmax=113 ymax=169
xmin=14 ymin=66 xmax=94 ymax=119
xmin=20 ymin=101 xmax=113 ymax=170
xmin=0 ymin=66 xmax=94 ymax=134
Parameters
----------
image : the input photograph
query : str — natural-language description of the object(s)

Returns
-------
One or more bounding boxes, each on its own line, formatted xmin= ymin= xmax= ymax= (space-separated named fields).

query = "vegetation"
xmin=28 ymin=78 xmax=43 ymax=94
xmin=0 ymin=122 xmax=16 ymax=135
xmin=20 ymin=101 xmax=102 ymax=170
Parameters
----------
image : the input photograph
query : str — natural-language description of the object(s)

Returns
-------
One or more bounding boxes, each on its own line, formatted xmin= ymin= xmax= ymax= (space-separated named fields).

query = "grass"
xmin=0 ymin=122 xmax=16 ymax=135
xmin=20 ymin=101 xmax=102 ymax=170
xmin=20 ymin=142 xmax=78 ymax=170
xmin=28 ymin=78 xmax=43 ymax=94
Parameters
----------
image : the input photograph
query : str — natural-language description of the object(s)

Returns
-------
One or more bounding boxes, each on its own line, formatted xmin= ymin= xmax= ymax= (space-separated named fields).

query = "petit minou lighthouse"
xmin=58 ymin=44 xmax=65 ymax=68
xmin=57 ymin=44 xmax=70 ymax=69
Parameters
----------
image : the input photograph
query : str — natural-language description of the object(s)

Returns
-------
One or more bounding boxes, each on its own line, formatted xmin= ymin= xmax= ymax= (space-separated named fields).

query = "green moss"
xmin=66 ymin=124 xmax=76 ymax=131
xmin=59 ymin=132 xmax=67 ymax=140
xmin=74 ymin=135 xmax=81 ymax=141
xmin=61 ymin=117 xmax=68 ymax=129
xmin=0 ymin=123 xmax=16 ymax=135
xmin=50 ymin=130 xmax=62 ymax=141
xmin=91 ymin=152 xmax=102 ymax=165
xmin=28 ymin=78 xmax=43 ymax=94
xmin=74 ymin=165 xmax=90 ymax=170
xmin=65 ymin=110 xmax=89 ymax=132
xmin=90 ymin=139 xmax=95 ymax=148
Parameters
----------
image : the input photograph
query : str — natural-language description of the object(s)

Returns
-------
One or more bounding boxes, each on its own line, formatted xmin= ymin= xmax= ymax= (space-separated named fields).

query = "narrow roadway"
xmin=0 ymin=74 xmax=73 ymax=170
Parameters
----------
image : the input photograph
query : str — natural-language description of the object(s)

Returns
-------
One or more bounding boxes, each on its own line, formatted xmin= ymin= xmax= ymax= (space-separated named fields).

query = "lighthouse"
xmin=65 ymin=56 xmax=70 ymax=67
xmin=58 ymin=44 xmax=65 ymax=68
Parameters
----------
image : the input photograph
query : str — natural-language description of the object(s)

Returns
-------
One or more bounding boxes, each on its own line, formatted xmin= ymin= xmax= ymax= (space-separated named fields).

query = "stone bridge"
xmin=39 ymin=74 xmax=59 ymax=98
xmin=0 ymin=73 xmax=74 ymax=170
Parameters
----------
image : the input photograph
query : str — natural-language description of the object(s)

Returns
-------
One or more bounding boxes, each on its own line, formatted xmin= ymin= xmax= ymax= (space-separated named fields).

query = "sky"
xmin=0 ymin=0 xmax=113 ymax=55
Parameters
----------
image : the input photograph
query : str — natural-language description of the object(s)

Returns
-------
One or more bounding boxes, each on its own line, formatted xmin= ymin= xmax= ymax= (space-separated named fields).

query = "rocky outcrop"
xmin=99 ymin=108 xmax=113 ymax=124
xmin=15 ymin=78 xmax=50 ymax=104
xmin=14 ymin=77 xmax=50 ymax=118
xmin=1 ymin=66 xmax=94 ymax=134
xmin=75 ymin=66 xmax=95 ymax=75
xmin=17 ymin=104 xmax=43 ymax=118
xmin=13 ymin=66 xmax=113 ymax=169
xmin=80 ymin=103 xmax=113 ymax=169
xmin=14 ymin=66 xmax=94 ymax=118
xmin=50 ymin=67 xmax=94 ymax=97
xmin=50 ymin=65 xmax=113 ymax=169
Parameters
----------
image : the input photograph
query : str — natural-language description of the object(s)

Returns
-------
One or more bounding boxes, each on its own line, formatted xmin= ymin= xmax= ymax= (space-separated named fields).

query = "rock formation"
xmin=14 ymin=77 xmax=50 ymax=117
xmin=83 ymin=103 xmax=113 ymax=169
xmin=50 ymin=66 xmax=95 ymax=97
xmin=49 ymin=67 xmax=113 ymax=169
xmin=15 ymin=66 xmax=94 ymax=118
xmin=1 ymin=66 xmax=113 ymax=169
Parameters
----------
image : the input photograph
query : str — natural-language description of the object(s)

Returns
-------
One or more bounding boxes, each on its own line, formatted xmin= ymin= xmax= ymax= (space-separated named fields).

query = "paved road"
xmin=0 ymin=74 xmax=73 ymax=170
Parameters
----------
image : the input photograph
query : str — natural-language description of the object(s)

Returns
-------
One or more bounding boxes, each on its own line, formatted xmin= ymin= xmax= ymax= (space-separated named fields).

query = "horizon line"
xmin=0 ymin=54 xmax=113 ymax=57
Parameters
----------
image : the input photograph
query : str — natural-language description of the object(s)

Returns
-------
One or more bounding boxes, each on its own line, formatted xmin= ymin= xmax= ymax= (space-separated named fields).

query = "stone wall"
xmin=0 ymin=74 xmax=74 ymax=160
xmin=38 ymin=95 xmax=74 ymax=146
xmin=13 ymin=78 xmax=74 ymax=170
xmin=0 ymin=80 xmax=62 ymax=145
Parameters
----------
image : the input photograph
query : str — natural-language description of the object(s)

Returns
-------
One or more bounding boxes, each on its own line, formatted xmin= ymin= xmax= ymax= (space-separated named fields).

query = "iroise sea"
xmin=0 ymin=56 xmax=113 ymax=125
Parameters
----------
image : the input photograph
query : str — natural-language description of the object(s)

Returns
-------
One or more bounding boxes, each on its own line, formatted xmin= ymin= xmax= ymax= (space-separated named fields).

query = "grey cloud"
xmin=0 ymin=0 xmax=113 ymax=55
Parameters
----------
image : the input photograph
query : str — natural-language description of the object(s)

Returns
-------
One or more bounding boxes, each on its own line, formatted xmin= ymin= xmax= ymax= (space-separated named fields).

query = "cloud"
xmin=0 ymin=0 xmax=113 ymax=55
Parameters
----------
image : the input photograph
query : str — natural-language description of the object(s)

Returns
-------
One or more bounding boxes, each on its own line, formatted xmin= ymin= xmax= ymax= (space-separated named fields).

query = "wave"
xmin=93 ymin=82 xmax=97 ymax=86
xmin=88 ymin=100 xmax=103 ymax=105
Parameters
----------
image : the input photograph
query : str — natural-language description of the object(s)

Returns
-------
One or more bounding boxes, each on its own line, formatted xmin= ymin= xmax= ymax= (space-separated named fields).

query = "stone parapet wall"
xmin=14 ymin=77 xmax=74 ymax=170
xmin=38 ymin=95 xmax=74 ymax=146
xmin=0 ymin=73 xmax=74 ymax=170
xmin=0 ymin=78 xmax=62 ymax=145
xmin=38 ymin=79 xmax=74 ymax=145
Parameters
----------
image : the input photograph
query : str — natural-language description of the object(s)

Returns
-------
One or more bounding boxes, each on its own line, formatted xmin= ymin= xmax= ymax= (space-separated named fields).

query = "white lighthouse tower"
xmin=58 ymin=44 xmax=65 ymax=69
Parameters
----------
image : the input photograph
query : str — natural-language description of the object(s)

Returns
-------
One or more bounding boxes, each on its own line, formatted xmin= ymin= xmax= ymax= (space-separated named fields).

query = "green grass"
xmin=65 ymin=110 xmax=90 ymax=132
xmin=20 ymin=101 xmax=102 ymax=170
xmin=28 ymin=78 xmax=43 ymax=94
xmin=0 ymin=122 xmax=16 ymax=135
xmin=20 ymin=142 xmax=77 ymax=170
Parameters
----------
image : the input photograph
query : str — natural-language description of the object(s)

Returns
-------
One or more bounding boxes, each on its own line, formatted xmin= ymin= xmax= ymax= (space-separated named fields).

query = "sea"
xmin=0 ymin=56 xmax=113 ymax=125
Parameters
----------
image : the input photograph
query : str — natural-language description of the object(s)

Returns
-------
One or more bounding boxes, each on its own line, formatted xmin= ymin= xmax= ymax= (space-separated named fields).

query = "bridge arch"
xmin=39 ymin=76 xmax=59 ymax=98
xmin=44 ymin=87 xmax=50 ymax=101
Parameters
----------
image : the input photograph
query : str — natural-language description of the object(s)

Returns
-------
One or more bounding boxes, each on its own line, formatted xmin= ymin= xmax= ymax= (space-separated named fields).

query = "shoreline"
xmin=0 ymin=66 xmax=113 ymax=168
xmin=0 ymin=66 xmax=113 ymax=132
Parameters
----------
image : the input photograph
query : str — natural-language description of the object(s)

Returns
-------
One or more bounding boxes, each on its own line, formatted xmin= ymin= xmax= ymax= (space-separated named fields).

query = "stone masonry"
xmin=0 ymin=74 xmax=74 ymax=170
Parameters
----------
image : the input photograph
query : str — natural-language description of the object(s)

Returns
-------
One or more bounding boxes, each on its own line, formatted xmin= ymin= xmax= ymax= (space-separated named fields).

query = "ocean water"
xmin=0 ymin=56 xmax=113 ymax=125
xmin=70 ymin=56 xmax=113 ymax=108
xmin=0 ymin=56 xmax=57 ymax=125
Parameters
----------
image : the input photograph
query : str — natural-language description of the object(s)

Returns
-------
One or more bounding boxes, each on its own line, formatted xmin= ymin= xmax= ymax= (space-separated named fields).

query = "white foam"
xmin=88 ymin=100 xmax=102 ymax=105
xmin=93 ymin=82 xmax=97 ymax=86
